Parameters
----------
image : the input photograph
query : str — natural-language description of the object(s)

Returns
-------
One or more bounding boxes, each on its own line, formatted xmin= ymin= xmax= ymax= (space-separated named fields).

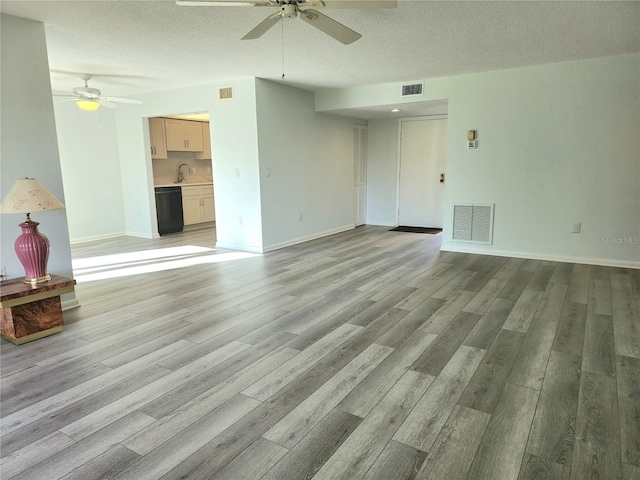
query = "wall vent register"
xmin=452 ymin=203 xmax=494 ymax=244
xmin=218 ymin=86 xmax=234 ymax=100
xmin=401 ymin=83 xmax=423 ymax=96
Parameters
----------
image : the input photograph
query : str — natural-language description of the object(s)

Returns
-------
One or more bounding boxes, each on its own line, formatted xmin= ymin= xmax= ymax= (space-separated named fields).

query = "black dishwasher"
xmin=155 ymin=186 xmax=184 ymax=235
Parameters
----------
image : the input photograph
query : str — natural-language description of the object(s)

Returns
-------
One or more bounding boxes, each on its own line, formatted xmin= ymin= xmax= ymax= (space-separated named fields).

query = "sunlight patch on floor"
xmin=73 ymin=247 xmax=259 ymax=283
xmin=72 ymin=245 xmax=214 ymax=269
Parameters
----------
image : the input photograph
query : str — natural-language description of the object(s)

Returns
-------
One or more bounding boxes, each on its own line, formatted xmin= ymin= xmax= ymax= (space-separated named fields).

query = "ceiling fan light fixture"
xmin=76 ymin=99 xmax=100 ymax=111
xmin=391 ymin=108 xmax=401 ymax=112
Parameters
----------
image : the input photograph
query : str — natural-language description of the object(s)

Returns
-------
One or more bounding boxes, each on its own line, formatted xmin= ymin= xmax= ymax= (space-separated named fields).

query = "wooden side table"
xmin=0 ymin=275 xmax=76 ymax=345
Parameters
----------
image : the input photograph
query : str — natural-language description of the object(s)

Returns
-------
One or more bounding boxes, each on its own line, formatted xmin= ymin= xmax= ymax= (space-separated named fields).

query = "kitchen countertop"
xmin=154 ymin=181 xmax=213 ymax=188
xmin=154 ymin=175 xmax=213 ymax=188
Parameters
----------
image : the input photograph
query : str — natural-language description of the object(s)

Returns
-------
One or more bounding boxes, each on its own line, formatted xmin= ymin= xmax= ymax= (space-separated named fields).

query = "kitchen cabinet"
xmin=149 ymin=118 xmax=167 ymax=159
xmin=194 ymin=122 xmax=211 ymax=160
xmin=182 ymin=185 xmax=215 ymax=225
xmin=165 ymin=119 xmax=204 ymax=152
xmin=201 ymin=193 xmax=215 ymax=222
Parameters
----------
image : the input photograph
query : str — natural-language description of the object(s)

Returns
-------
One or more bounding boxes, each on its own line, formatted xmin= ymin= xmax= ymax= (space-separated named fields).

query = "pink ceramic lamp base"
xmin=15 ymin=220 xmax=51 ymax=285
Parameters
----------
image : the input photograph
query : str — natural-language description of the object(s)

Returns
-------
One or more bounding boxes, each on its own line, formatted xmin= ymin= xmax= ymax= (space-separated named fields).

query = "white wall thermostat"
xmin=467 ymin=140 xmax=477 ymax=149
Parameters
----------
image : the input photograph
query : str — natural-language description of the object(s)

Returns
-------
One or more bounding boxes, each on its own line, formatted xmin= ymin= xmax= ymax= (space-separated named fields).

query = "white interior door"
xmin=398 ymin=117 xmax=447 ymax=228
xmin=354 ymin=125 xmax=367 ymax=226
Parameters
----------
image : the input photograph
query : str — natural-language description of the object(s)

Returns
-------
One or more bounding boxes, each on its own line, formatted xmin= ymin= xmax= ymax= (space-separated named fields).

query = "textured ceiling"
xmin=2 ymin=0 xmax=639 ymax=103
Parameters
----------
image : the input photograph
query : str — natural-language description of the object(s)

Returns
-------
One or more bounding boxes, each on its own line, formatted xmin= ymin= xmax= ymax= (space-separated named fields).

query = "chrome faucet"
xmin=177 ymin=163 xmax=193 ymax=183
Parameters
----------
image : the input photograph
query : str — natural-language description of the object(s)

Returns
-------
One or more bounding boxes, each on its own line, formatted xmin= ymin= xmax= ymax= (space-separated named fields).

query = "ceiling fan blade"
xmin=53 ymin=93 xmax=79 ymax=98
xmin=98 ymin=98 xmax=118 ymax=108
xmin=101 ymin=96 xmax=142 ymax=105
xmin=53 ymin=97 xmax=78 ymax=104
xmin=242 ymin=13 xmax=281 ymax=40
xmin=176 ymin=0 xmax=275 ymax=6
xmin=302 ymin=0 xmax=396 ymax=8
xmin=299 ymin=9 xmax=361 ymax=44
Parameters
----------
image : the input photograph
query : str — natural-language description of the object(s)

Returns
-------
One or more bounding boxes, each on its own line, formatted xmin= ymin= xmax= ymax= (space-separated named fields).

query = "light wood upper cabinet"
xmin=195 ymin=122 xmax=212 ymax=160
xmin=165 ymin=119 xmax=204 ymax=152
xmin=149 ymin=118 xmax=167 ymax=159
xmin=164 ymin=119 xmax=184 ymax=151
xmin=184 ymin=121 xmax=204 ymax=152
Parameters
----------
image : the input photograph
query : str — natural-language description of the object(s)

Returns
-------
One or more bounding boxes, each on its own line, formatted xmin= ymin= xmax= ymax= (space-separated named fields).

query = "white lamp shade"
xmin=76 ymin=100 xmax=100 ymax=111
xmin=1 ymin=177 xmax=65 ymax=214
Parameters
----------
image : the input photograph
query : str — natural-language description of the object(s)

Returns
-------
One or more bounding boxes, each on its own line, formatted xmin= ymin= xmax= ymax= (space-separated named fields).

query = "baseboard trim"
xmin=262 ymin=224 xmax=355 ymax=253
xmin=440 ymin=245 xmax=640 ymax=269
xmin=214 ymin=242 xmax=264 ymax=254
xmin=70 ymin=230 xmax=161 ymax=244
xmin=366 ymin=221 xmax=397 ymax=227
xmin=126 ymin=231 xmax=156 ymax=239
xmin=69 ymin=232 xmax=127 ymax=245
xmin=62 ymin=298 xmax=81 ymax=311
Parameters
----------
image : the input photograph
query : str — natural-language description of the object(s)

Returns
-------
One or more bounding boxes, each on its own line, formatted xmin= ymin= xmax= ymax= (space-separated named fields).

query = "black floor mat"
xmin=390 ymin=226 xmax=443 ymax=234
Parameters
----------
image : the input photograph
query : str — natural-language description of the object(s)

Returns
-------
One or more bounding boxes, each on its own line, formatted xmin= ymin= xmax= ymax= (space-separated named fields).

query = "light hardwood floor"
xmin=1 ymin=226 xmax=639 ymax=480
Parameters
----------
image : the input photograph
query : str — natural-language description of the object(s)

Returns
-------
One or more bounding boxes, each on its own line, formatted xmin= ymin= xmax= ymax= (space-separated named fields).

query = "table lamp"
xmin=1 ymin=178 xmax=65 ymax=285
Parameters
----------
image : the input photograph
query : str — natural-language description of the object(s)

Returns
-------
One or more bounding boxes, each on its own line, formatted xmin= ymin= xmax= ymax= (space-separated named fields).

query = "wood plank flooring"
xmin=1 ymin=226 xmax=638 ymax=479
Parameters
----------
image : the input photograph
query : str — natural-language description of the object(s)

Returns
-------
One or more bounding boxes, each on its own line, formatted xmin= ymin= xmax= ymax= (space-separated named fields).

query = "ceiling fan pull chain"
xmin=281 ymin=17 xmax=285 ymax=80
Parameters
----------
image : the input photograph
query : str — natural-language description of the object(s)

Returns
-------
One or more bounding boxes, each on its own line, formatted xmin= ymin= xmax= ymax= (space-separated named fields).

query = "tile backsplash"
xmin=152 ymin=153 xmax=212 ymax=183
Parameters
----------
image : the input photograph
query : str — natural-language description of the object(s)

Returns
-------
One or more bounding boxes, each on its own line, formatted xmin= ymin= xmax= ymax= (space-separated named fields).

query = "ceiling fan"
xmin=53 ymin=74 xmax=142 ymax=111
xmin=176 ymin=0 xmax=397 ymax=45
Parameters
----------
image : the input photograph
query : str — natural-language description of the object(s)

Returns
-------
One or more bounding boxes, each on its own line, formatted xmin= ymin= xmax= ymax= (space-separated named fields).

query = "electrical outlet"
xmin=238 ymin=217 xmax=243 ymax=225
xmin=235 ymin=168 xmax=240 ymax=177
xmin=571 ymin=223 xmax=581 ymax=234
xmin=267 ymin=169 xmax=271 ymax=178
xmin=299 ymin=213 xmax=303 ymax=221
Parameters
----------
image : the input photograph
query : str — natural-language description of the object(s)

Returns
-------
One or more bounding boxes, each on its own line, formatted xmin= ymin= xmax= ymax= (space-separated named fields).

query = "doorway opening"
xmin=397 ymin=115 xmax=448 ymax=229
xmin=148 ymin=112 xmax=216 ymax=237
xmin=354 ymin=124 xmax=367 ymax=226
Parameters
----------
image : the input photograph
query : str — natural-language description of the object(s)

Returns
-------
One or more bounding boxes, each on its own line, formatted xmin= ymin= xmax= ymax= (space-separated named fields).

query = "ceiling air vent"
xmin=401 ymin=83 xmax=423 ymax=97
xmin=218 ymin=86 xmax=234 ymax=101
xmin=452 ymin=203 xmax=494 ymax=244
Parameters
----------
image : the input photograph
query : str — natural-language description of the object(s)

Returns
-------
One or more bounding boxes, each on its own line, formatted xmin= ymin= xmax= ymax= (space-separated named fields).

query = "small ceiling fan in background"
xmin=176 ymin=0 xmax=397 ymax=45
xmin=53 ymin=74 xmax=142 ymax=111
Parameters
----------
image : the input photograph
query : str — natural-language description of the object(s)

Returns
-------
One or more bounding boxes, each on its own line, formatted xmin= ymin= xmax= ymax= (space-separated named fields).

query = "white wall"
xmin=443 ymin=54 xmax=639 ymax=267
xmin=53 ymin=76 xmax=366 ymax=253
xmin=112 ymin=78 xmax=264 ymax=251
xmin=316 ymin=76 xmax=451 ymax=112
xmin=319 ymin=54 xmax=640 ymax=267
xmin=40 ymin=42 xmax=640 ymax=267
xmin=0 ymin=15 xmax=75 ymax=287
xmin=53 ymin=98 xmax=210 ymax=243
xmin=111 ymin=103 xmax=157 ymax=239
xmin=255 ymin=79 xmax=361 ymax=250
xmin=366 ymin=119 xmax=398 ymax=226
xmin=54 ymin=102 xmax=126 ymax=243
xmin=207 ymin=80 xmax=263 ymax=252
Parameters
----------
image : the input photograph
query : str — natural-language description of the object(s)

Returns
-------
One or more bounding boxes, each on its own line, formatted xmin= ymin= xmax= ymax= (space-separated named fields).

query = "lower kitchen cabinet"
xmin=201 ymin=194 xmax=215 ymax=222
xmin=182 ymin=185 xmax=215 ymax=225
